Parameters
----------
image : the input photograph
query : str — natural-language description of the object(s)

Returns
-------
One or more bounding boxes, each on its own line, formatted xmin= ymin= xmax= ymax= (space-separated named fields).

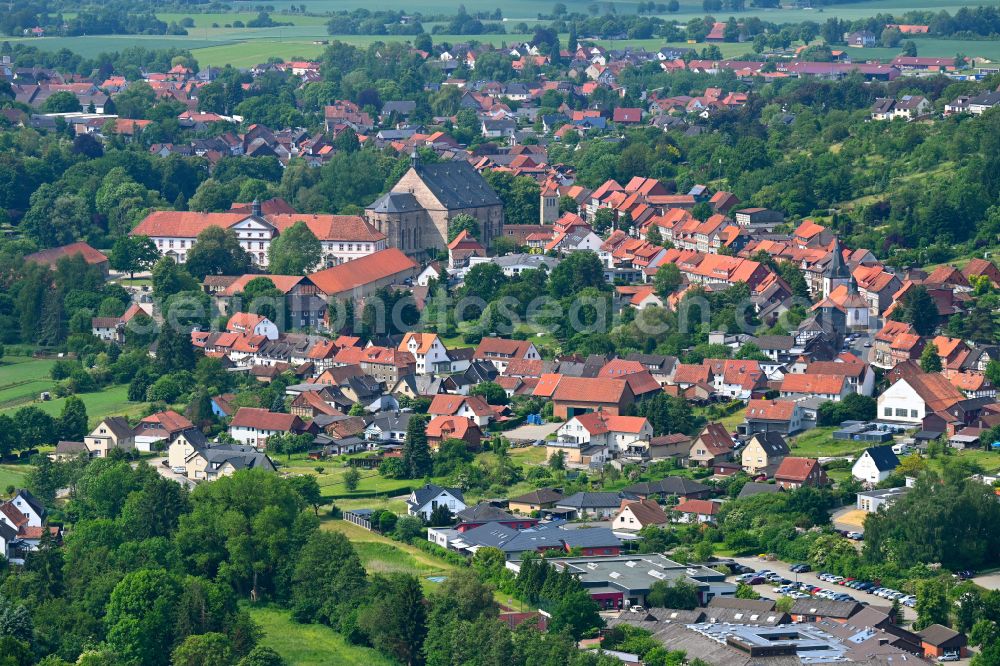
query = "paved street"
xmin=971 ymin=571 xmax=1000 ymax=591
xmin=730 ymin=555 xmax=916 ymax=622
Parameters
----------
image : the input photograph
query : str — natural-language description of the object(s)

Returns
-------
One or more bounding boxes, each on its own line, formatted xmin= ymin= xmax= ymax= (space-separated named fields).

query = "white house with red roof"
xmin=229 ymin=408 xmax=307 ymax=449
xmin=556 ymin=412 xmax=652 ymax=455
xmin=428 ymin=394 xmax=495 ymax=427
xmin=672 ymin=499 xmax=719 ymax=524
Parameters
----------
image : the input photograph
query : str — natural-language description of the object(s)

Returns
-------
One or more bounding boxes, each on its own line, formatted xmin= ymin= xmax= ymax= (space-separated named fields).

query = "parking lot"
xmin=730 ymin=556 xmax=917 ymax=622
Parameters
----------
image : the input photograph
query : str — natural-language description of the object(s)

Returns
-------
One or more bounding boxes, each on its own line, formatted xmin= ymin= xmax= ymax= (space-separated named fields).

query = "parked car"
xmin=847 ymin=532 xmax=864 ymax=540
xmin=938 ymin=652 xmax=960 ymax=662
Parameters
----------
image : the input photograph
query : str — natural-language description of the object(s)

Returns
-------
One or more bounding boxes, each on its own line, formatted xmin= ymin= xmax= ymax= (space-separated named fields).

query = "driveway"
xmin=145 ymin=456 xmax=197 ymax=489
xmin=504 ymin=421 xmax=562 ymax=443
xmin=730 ymin=555 xmax=916 ymax=622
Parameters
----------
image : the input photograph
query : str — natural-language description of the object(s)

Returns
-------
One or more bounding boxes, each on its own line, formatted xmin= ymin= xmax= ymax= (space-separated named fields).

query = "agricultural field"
xmin=0 ymin=356 xmax=57 ymax=412
xmin=247 ymin=605 xmax=398 ymax=666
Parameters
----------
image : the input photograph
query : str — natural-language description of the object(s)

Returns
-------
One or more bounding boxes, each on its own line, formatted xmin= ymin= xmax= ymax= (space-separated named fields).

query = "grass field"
xmin=0 ymin=356 xmax=57 ymax=412
xmin=0 ymin=384 xmax=148 ymax=424
xmin=322 ymin=518 xmax=456 ymax=591
xmin=0 ymin=356 xmax=149 ymax=425
xmin=788 ymin=427 xmax=870 ymax=458
xmin=0 ymin=464 xmax=29 ymax=489
xmin=247 ymin=605 xmax=398 ymax=666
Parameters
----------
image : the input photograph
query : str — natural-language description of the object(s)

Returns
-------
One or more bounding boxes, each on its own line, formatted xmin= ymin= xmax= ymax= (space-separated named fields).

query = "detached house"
xmin=688 ymin=423 xmax=735 ymax=467
xmin=85 ymin=417 xmax=135 ymax=457
xmin=672 ymin=499 xmax=719 ymax=524
xmin=613 ymin=498 xmax=669 ymax=532
xmin=229 ymin=408 xmax=307 ymax=449
xmin=852 ymin=446 xmax=900 ymax=485
xmin=740 ymin=432 xmax=790 ymax=476
xmin=743 ymin=399 xmax=806 ymax=436
xmin=428 ymin=394 xmax=495 ymax=427
xmin=555 ymin=412 xmax=653 ymax=455
xmin=774 ymin=457 xmax=828 ymax=489
xmin=407 ymin=483 xmax=466 ymax=520
xmin=779 ymin=373 xmax=850 ymax=402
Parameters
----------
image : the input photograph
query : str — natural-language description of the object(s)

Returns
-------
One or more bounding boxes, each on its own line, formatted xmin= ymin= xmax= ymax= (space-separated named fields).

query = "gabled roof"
xmin=571 ymin=411 xmax=649 ymax=435
xmin=774 ymin=457 xmax=821 ymax=482
xmin=896 ymin=372 xmax=965 ymax=412
xmin=859 ymin=445 xmax=900 ymax=472
xmin=780 ymin=373 xmax=847 ymax=396
xmin=230 ymin=408 xmax=304 ymax=432
xmin=411 ymin=160 xmax=502 ymax=209
xmin=509 ymin=487 xmax=563 ymax=505
xmin=673 ymin=499 xmax=718 ymax=515
xmin=25 ymin=241 xmax=108 ymax=267
xmin=308 ymin=248 xmax=417 ymax=296
xmin=557 ymin=491 xmax=635 ymax=509
xmin=749 ymin=432 xmax=790 ymax=456
xmin=616 ymin=498 xmax=668 ymax=525
xmin=409 ymin=483 xmax=464 ymax=509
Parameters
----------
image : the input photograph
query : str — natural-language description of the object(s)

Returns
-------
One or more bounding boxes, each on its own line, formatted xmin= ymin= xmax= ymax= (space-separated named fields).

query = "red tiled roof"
xmin=230 ymin=407 xmax=304 ymax=431
xmin=780 ymin=373 xmax=846 ymax=396
xmin=552 ymin=377 xmax=629 ymax=404
xmin=267 ymin=213 xmax=385 ymax=242
xmin=139 ymin=410 xmax=193 ymax=433
xmin=572 ymin=411 xmax=649 ymax=435
xmin=745 ymin=399 xmax=797 ymax=421
xmin=774 ymin=457 xmax=821 ymax=482
xmin=308 ymin=248 xmax=416 ymax=296
xmin=25 ymin=241 xmax=107 ymax=267
xmin=674 ymin=499 xmax=718 ymax=515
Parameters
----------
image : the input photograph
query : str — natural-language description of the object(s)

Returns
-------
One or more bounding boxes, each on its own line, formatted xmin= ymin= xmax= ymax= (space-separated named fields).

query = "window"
xmin=884 ymin=408 xmax=892 ymax=416
xmin=895 ymin=408 xmax=907 ymax=416
xmin=910 ymin=409 xmax=918 ymax=417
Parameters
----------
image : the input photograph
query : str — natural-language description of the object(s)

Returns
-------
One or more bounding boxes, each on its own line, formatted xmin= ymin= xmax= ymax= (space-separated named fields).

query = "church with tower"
xmin=366 ymin=153 xmax=504 ymax=259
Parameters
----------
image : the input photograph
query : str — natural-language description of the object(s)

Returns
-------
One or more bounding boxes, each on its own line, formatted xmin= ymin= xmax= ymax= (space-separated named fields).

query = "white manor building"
xmin=131 ymin=200 xmax=387 ymax=269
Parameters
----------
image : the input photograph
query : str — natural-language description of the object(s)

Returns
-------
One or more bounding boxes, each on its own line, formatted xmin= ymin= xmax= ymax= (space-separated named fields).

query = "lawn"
xmin=788 ymin=427 xmax=870 ymax=459
xmin=247 ymin=605 xmax=398 ymax=666
xmin=0 ymin=464 xmax=30 ymax=490
xmin=279 ymin=454 xmax=421 ymax=498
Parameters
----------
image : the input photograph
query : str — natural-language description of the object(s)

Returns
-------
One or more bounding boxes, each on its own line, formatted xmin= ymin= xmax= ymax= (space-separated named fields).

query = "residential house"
xmin=852 ymin=446 xmax=901 ymax=484
xmin=428 ymin=394 xmax=495 ymax=428
xmin=555 ymin=412 xmax=652 ymax=456
xmin=555 ymin=491 xmax=638 ymax=519
xmin=774 ymin=457 xmax=828 ymax=489
xmin=613 ymin=498 xmax=669 ymax=531
xmin=779 ymin=373 xmax=851 ymax=402
xmin=740 ymin=432 xmax=790 ymax=476
xmin=407 ymin=483 xmax=466 ymax=520
xmin=133 ymin=411 xmax=194 ymax=452
xmin=84 ymin=417 xmax=135 ymax=458
xmin=743 ymin=399 xmax=806 ymax=436
xmin=473 ymin=337 xmax=541 ymax=372
xmin=508 ymin=488 xmax=564 ymax=514
xmin=229 ymin=408 xmax=307 ymax=449
xmin=672 ymin=499 xmax=720 ymax=524
xmin=426 ymin=415 xmax=482 ymax=450
xmin=688 ymin=423 xmax=735 ymax=467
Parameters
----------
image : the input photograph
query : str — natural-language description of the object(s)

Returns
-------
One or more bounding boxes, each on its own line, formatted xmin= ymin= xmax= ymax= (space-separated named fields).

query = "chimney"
xmin=251 ymin=198 xmax=261 ymax=217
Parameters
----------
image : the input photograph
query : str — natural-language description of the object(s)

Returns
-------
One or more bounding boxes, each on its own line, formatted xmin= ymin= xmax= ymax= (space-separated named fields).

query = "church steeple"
xmin=825 ymin=237 xmax=850 ymax=280
xmin=410 ymin=149 xmax=420 ymax=168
